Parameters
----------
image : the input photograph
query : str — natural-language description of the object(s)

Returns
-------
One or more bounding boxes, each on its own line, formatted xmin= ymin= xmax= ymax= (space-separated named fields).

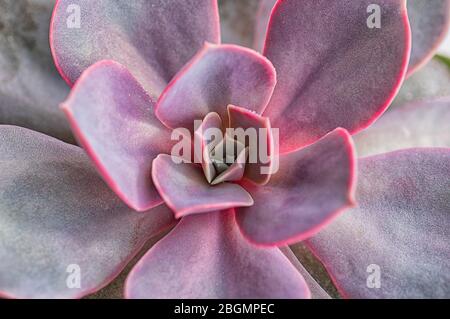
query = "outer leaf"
xmin=50 ymin=0 xmax=220 ymax=98
xmin=263 ymin=0 xmax=411 ymax=153
xmin=0 ymin=0 xmax=73 ymax=142
xmin=407 ymin=0 xmax=450 ymax=76
xmin=156 ymin=43 xmax=276 ymax=131
xmin=236 ymin=128 xmax=356 ymax=246
xmin=307 ymin=148 xmax=450 ymax=298
xmin=125 ymin=211 xmax=310 ymax=299
xmin=253 ymin=0 xmax=450 ymax=70
xmin=152 ymin=154 xmax=254 ymax=218
xmin=86 ymin=233 xmax=167 ymax=299
xmin=61 ymin=60 xmax=174 ymax=212
xmin=0 ymin=125 xmax=175 ymax=299
xmin=391 ymin=58 xmax=450 ymax=109
xmin=355 ymin=98 xmax=450 ymax=157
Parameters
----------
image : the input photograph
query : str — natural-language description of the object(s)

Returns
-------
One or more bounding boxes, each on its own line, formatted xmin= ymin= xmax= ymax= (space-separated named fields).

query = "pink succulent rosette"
xmin=0 ymin=0 xmax=449 ymax=299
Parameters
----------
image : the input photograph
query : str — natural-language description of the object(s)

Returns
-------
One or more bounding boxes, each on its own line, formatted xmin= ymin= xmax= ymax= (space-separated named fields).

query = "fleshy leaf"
xmin=391 ymin=57 xmax=450 ymax=109
xmin=61 ymin=60 xmax=174 ymax=212
xmin=125 ymin=211 xmax=310 ymax=299
xmin=307 ymin=148 xmax=450 ymax=298
xmin=86 ymin=232 xmax=168 ymax=299
xmin=227 ymin=104 xmax=274 ymax=185
xmin=236 ymin=128 xmax=356 ymax=246
xmin=156 ymin=43 xmax=276 ymax=131
xmin=50 ymin=0 xmax=220 ymax=97
xmin=355 ymin=98 xmax=450 ymax=157
xmin=194 ymin=112 xmax=223 ymax=183
xmin=0 ymin=125 xmax=175 ymax=299
xmin=263 ymin=0 xmax=411 ymax=153
xmin=407 ymin=0 xmax=450 ymax=76
xmin=0 ymin=0 xmax=73 ymax=142
xmin=152 ymin=154 xmax=253 ymax=218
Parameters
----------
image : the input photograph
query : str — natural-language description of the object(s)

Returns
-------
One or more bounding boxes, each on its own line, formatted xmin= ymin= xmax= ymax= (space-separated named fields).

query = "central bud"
xmin=193 ymin=111 xmax=249 ymax=185
xmin=207 ymin=135 xmax=248 ymax=185
xmin=186 ymin=105 xmax=277 ymax=187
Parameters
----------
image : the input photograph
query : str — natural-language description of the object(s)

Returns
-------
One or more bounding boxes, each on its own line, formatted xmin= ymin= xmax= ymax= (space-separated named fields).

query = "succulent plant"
xmin=0 ymin=0 xmax=449 ymax=299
